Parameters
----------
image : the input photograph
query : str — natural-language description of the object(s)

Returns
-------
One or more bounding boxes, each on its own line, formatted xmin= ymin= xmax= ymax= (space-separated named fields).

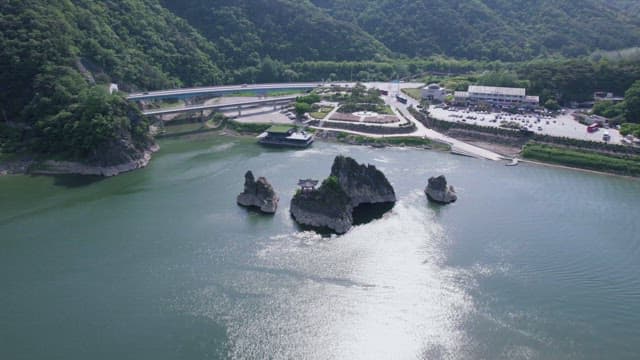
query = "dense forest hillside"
xmin=160 ymin=0 xmax=389 ymax=66
xmin=0 ymin=0 xmax=227 ymax=162
xmin=311 ymin=0 xmax=640 ymax=61
xmin=3 ymin=0 xmax=640 ymax=166
xmin=160 ymin=0 xmax=640 ymax=62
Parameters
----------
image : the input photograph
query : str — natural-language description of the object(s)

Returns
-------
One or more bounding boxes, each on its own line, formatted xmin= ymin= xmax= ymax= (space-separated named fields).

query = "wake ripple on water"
xmin=209 ymin=141 xmax=236 ymax=152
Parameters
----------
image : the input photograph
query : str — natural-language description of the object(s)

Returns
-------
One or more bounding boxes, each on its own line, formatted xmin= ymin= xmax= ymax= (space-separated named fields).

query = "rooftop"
xmin=287 ymin=131 xmax=312 ymax=140
xmin=468 ymin=86 xmax=526 ymax=97
xmin=266 ymin=125 xmax=295 ymax=134
xmin=424 ymin=83 xmax=444 ymax=90
xmin=298 ymin=179 xmax=319 ymax=188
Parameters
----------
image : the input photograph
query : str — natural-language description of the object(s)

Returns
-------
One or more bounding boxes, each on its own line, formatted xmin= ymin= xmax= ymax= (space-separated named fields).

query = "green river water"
xmin=1 ymin=136 xmax=639 ymax=359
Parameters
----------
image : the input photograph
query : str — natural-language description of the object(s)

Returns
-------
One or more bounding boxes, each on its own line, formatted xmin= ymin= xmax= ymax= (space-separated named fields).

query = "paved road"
xmin=378 ymin=86 xmax=505 ymax=161
xmin=312 ymin=83 xmax=504 ymax=161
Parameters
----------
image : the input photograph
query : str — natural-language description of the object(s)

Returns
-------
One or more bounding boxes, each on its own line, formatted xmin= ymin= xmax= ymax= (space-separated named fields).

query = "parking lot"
xmin=428 ymin=106 xmax=624 ymax=145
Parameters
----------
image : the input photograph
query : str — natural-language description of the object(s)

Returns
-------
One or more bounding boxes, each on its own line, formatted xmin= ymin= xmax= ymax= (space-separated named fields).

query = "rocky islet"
xmin=290 ymin=155 xmax=396 ymax=234
xmin=237 ymin=171 xmax=279 ymax=214
xmin=425 ymin=175 xmax=457 ymax=204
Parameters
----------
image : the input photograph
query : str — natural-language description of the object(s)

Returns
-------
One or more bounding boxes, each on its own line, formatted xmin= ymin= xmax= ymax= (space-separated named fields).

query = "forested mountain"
xmin=159 ymin=0 xmax=389 ymax=66
xmin=3 ymin=0 xmax=640 ymax=165
xmin=159 ymin=0 xmax=640 ymax=62
xmin=311 ymin=0 xmax=640 ymax=61
xmin=0 ymin=0 xmax=227 ymax=161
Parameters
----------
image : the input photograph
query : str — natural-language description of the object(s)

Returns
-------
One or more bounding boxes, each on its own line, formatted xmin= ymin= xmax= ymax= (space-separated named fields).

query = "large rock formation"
xmin=290 ymin=176 xmax=353 ymax=234
xmin=330 ymin=155 xmax=397 ymax=206
xmin=290 ymin=156 xmax=396 ymax=234
xmin=237 ymin=171 xmax=279 ymax=214
xmin=425 ymin=175 xmax=457 ymax=204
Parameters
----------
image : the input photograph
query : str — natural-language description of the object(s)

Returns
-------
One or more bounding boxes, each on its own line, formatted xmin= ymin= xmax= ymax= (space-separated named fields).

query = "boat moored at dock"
xmin=257 ymin=125 xmax=314 ymax=148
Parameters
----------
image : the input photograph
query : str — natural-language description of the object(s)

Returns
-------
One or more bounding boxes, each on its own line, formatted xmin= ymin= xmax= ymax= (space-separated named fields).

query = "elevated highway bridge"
xmin=127 ymin=83 xmax=320 ymax=101
xmin=142 ymin=95 xmax=298 ymax=117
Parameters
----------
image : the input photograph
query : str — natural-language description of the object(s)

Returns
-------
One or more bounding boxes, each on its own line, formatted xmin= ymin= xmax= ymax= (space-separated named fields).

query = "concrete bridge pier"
xmin=154 ymin=114 xmax=166 ymax=130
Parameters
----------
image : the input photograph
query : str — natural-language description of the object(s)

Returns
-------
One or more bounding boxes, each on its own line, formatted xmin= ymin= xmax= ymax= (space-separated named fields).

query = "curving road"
xmin=364 ymin=82 xmax=504 ymax=160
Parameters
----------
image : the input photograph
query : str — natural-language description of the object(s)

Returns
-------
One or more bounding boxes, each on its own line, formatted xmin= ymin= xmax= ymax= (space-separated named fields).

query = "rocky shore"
xmin=425 ymin=175 xmax=457 ymax=204
xmin=237 ymin=171 xmax=279 ymax=214
xmin=290 ymin=155 xmax=396 ymax=234
xmin=331 ymin=155 xmax=397 ymax=206
xmin=290 ymin=176 xmax=353 ymax=233
xmin=0 ymin=144 xmax=159 ymax=177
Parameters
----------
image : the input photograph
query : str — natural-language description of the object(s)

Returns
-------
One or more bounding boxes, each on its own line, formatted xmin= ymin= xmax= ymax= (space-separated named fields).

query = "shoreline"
xmin=0 ymin=144 xmax=160 ymax=177
xmin=518 ymin=158 xmax=640 ymax=180
xmin=2 ymin=128 xmax=638 ymax=180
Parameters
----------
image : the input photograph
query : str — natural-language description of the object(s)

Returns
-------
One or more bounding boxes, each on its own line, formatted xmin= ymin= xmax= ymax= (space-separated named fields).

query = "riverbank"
xmin=0 ymin=144 xmax=159 ymax=177
xmin=4 ymin=117 xmax=638 ymax=179
xmin=521 ymin=143 xmax=640 ymax=177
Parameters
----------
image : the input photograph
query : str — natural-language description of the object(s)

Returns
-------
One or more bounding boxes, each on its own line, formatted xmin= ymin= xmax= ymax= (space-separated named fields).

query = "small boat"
xmin=505 ymin=158 xmax=519 ymax=166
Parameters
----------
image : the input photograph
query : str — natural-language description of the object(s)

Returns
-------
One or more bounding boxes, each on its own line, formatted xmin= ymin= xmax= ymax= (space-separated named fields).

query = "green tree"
xmin=297 ymin=94 xmax=320 ymax=105
xmin=619 ymin=123 xmax=640 ymax=137
xmin=592 ymin=101 xmax=625 ymax=119
xmin=294 ymin=102 xmax=312 ymax=117
xmin=544 ymin=99 xmax=560 ymax=111
xmin=624 ymin=80 xmax=640 ymax=123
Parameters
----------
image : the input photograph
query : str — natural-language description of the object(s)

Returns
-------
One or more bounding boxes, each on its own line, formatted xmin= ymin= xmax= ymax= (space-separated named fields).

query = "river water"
xmin=1 ymin=137 xmax=639 ymax=359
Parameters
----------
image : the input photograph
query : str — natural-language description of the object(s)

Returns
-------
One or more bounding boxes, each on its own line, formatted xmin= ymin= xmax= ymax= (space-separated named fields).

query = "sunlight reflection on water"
xmin=179 ymin=196 xmax=476 ymax=359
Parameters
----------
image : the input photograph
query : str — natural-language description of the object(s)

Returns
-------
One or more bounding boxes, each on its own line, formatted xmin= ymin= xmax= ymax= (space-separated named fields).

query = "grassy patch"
xmin=333 ymin=133 xmax=451 ymax=150
xmin=378 ymin=105 xmax=394 ymax=115
xmin=522 ymin=143 xmax=640 ymax=176
xmin=380 ymin=136 xmax=450 ymax=150
xmin=401 ymin=88 xmax=422 ymax=100
xmin=382 ymin=136 xmax=431 ymax=146
xmin=310 ymin=106 xmax=334 ymax=119
xmin=310 ymin=112 xmax=327 ymax=119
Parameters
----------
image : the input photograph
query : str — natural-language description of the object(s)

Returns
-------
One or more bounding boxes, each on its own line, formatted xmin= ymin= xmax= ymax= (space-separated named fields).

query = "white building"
xmin=455 ymin=85 xmax=538 ymax=107
xmin=421 ymin=83 xmax=447 ymax=102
